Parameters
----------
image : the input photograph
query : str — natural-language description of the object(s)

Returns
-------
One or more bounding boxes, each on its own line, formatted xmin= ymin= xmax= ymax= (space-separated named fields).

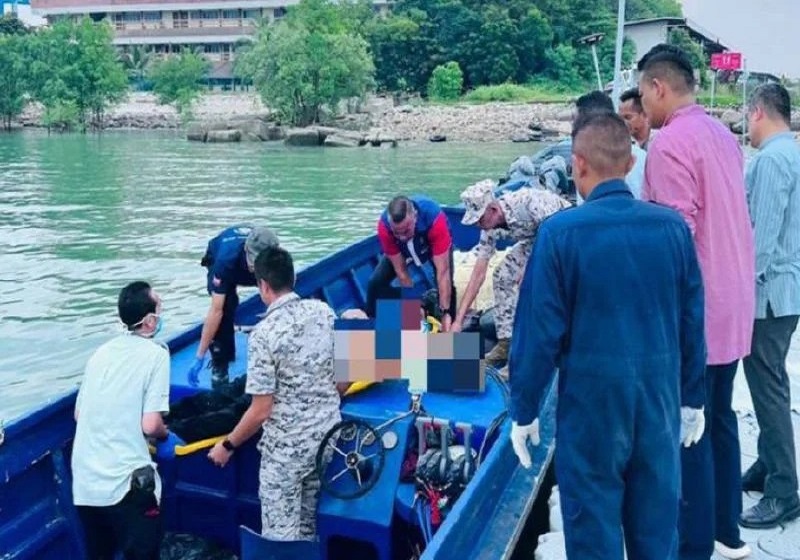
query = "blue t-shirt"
xmin=203 ymin=225 xmax=256 ymax=295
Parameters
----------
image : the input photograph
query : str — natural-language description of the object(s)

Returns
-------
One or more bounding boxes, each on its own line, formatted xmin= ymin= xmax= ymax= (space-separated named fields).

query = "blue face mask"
xmin=152 ymin=315 xmax=164 ymax=338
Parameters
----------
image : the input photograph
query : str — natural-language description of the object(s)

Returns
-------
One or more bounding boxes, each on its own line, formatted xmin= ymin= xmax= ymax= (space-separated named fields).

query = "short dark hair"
xmin=637 ymin=43 xmax=695 ymax=92
xmin=575 ymin=90 xmax=614 ymax=118
xmin=749 ymin=83 xmax=791 ymax=125
xmin=254 ymin=246 xmax=295 ymax=293
xmin=118 ymin=281 xmax=156 ymax=331
xmin=387 ymin=196 xmax=414 ymax=223
xmin=572 ymin=112 xmax=633 ymax=177
xmin=619 ymin=87 xmax=643 ymax=112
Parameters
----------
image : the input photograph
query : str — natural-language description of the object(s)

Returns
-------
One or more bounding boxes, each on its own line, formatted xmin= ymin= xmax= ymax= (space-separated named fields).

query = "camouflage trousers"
xmin=492 ymin=240 xmax=533 ymax=340
xmin=258 ymin=455 xmax=321 ymax=541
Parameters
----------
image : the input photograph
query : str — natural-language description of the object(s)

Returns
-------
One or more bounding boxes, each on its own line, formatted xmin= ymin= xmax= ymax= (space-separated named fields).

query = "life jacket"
xmin=380 ymin=196 xmax=446 ymax=266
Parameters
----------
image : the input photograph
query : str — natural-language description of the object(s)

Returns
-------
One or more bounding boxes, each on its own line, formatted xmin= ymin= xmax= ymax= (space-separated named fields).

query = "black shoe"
xmin=741 ymin=461 xmax=766 ymax=493
xmin=739 ymin=495 xmax=800 ymax=529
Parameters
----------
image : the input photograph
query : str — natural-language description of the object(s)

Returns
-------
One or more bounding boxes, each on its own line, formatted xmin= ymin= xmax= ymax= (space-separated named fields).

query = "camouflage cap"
xmin=460 ymin=179 xmax=497 ymax=226
xmin=244 ymin=226 xmax=280 ymax=267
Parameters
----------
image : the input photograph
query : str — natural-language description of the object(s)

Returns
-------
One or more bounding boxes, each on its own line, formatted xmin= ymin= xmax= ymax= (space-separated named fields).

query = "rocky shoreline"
xmin=13 ymin=91 xmax=800 ymax=144
xmin=15 ymin=92 xmax=576 ymax=143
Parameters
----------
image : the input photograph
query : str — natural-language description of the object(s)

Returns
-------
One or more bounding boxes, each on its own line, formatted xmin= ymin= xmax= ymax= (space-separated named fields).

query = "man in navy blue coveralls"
xmin=508 ymin=112 xmax=707 ymax=559
xmin=187 ymin=225 xmax=279 ymax=389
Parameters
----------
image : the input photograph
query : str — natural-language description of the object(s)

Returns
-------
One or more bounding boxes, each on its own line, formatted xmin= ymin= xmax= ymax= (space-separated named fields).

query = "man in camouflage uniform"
xmin=451 ymin=179 xmax=571 ymax=366
xmin=207 ymin=246 xmax=341 ymax=541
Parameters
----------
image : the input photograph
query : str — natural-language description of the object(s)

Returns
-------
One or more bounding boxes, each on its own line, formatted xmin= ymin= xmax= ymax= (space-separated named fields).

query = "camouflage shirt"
xmin=246 ymin=292 xmax=341 ymax=458
xmin=473 ymin=187 xmax=571 ymax=260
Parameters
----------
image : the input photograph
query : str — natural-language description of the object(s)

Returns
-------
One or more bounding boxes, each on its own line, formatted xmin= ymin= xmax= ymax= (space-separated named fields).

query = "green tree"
xmin=0 ymin=13 xmax=29 ymax=35
xmin=121 ymin=45 xmax=153 ymax=91
xmin=427 ymin=61 xmax=463 ymax=101
xmin=25 ymin=18 xmax=128 ymax=131
xmin=237 ymin=0 xmax=375 ymax=126
xmin=669 ymin=28 xmax=709 ymax=88
xmin=0 ymin=34 xmax=27 ymax=129
xmin=147 ymin=50 xmax=210 ymax=118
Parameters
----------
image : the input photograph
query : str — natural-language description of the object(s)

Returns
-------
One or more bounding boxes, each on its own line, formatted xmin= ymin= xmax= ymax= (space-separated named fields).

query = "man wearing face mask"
xmin=72 ymin=281 xmax=172 ymax=560
xmin=451 ymin=179 xmax=571 ymax=367
xmin=365 ymin=195 xmax=456 ymax=331
xmin=188 ymin=224 xmax=280 ymax=389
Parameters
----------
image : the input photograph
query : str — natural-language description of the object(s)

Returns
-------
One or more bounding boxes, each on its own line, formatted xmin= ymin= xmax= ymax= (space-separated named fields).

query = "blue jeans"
xmin=680 ymin=361 xmax=743 ymax=559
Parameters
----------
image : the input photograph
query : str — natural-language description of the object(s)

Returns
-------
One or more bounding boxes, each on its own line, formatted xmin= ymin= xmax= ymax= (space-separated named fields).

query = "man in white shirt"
xmin=568 ymin=91 xmax=647 ymax=203
xmin=72 ymin=281 xmax=171 ymax=560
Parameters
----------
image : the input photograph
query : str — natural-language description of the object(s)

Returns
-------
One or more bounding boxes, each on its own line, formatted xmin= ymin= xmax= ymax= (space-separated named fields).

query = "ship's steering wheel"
xmin=316 ymin=394 xmax=422 ymax=500
xmin=315 ymin=419 xmax=388 ymax=500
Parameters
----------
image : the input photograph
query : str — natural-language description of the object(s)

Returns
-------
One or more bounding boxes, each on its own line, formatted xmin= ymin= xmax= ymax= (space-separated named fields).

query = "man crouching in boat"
xmin=207 ymin=246 xmax=341 ymax=541
xmin=508 ymin=112 xmax=706 ymax=559
xmin=365 ymin=195 xmax=456 ymax=331
xmin=188 ymin=224 xmax=280 ymax=390
xmin=72 ymin=281 xmax=170 ymax=560
xmin=450 ymin=179 xmax=571 ymax=367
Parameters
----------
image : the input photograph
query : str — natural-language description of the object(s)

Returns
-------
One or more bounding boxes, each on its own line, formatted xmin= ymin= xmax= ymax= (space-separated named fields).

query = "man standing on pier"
xmin=638 ymin=43 xmax=755 ymax=560
xmin=508 ymin=112 xmax=706 ymax=560
xmin=740 ymin=83 xmax=800 ymax=529
xmin=619 ymin=87 xmax=653 ymax=150
xmin=188 ymin=224 xmax=280 ymax=390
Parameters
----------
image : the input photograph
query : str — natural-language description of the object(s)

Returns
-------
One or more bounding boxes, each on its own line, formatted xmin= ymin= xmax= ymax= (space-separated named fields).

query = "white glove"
xmin=680 ymin=406 xmax=705 ymax=448
xmin=511 ymin=419 xmax=541 ymax=469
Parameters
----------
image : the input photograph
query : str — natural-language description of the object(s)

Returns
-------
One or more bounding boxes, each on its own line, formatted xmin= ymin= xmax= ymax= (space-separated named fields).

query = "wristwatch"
xmin=438 ymin=306 xmax=450 ymax=317
xmin=222 ymin=438 xmax=236 ymax=452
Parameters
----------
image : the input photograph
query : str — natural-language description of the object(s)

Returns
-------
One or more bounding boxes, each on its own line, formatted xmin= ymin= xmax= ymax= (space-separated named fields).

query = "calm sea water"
xmin=1 ymin=130 xmax=797 ymax=426
xmin=0 ymin=130 xmax=533 ymax=423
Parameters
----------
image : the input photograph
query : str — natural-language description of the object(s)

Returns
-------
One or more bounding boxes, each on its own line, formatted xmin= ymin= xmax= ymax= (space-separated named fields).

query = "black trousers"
xmin=76 ymin=487 xmax=163 ymax=560
xmin=680 ymin=361 xmax=743 ymax=558
xmin=365 ymin=252 xmax=456 ymax=319
xmin=742 ymin=304 xmax=799 ymax=499
xmin=209 ymin=288 xmax=239 ymax=375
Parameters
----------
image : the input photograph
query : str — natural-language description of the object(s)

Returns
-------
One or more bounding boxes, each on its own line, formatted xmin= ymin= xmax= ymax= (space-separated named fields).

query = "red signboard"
xmin=711 ymin=52 xmax=742 ymax=71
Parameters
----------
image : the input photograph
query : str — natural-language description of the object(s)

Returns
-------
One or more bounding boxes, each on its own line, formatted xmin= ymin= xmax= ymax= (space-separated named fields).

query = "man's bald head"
xmin=572 ymin=112 xmax=633 ymax=179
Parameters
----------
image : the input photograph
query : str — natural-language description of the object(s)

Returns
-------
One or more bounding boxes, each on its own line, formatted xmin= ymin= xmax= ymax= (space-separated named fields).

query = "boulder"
xmin=720 ymin=109 xmax=743 ymax=128
xmin=236 ymin=118 xmax=274 ymax=142
xmin=377 ymin=130 xmax=397 ymax=147
xmin=324 ymin=133 xmax=362 ymax=148
xmin=511 ymin=131 xmax=533 ymax=143
xmin=186 ymin=122 xmax=208 ymax=142
xmin=206 ymin=129 xmax=241 ymax=143
xmin=263 ymin=125 xmax=286 ymax=141
xmin=285 ymin=128 xmax=322 ymax=146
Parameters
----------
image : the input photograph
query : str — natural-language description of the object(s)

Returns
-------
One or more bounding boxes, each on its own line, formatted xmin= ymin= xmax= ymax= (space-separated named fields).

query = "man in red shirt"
xmin=367 ymin=195 xmax=456 ymax=331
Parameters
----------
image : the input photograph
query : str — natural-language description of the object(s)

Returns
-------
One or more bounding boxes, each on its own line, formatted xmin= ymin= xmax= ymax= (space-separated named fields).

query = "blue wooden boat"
xmin=0 ymin=183 xmax=558 ymax=560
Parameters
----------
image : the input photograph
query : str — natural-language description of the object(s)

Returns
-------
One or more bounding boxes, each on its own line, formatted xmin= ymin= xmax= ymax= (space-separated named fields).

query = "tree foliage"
xmin=428 ymin=62 xmax=464 ymax=101
xmin=121 ymin=45 xmax=153 ymax=90
xmin=236 ymin=0 xmax=375 ymax=126
xmin=0 ymin=34 xmax=27 ymax=129
xmin=147 ymin=50 xmax=209 ymax=117
xmin=362 ymin=0 xmax=682 ymax=94
xmin=24 ymin=18 xmax=128 ymax=131
xmin=0 ymin=13 xmax=29 ymax=35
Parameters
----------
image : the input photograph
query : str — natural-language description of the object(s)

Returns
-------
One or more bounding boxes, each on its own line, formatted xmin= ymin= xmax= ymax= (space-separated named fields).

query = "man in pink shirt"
xmin=638 ymin=44 xmax=755 ymax=560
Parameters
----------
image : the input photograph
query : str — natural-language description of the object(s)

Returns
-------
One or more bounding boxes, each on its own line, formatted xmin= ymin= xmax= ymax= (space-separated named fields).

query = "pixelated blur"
xmin=334 ymin=298 xmax=485 ymax=393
